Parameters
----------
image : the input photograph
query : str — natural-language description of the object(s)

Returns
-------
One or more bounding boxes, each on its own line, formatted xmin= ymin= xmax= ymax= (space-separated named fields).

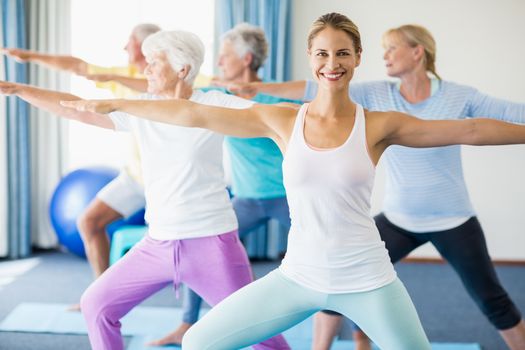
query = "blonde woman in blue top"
xmin=61 ymin=13 xmax=525 ymax=350
xmin=305 ymin=24 xmax=525 ymax=350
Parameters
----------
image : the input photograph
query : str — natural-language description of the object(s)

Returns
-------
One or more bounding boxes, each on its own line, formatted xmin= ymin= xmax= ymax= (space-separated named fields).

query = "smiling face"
xmin=308 ymin=26 xmax=361 ymax=92
xmin=144 ymin=51 xmax=179 ymax=95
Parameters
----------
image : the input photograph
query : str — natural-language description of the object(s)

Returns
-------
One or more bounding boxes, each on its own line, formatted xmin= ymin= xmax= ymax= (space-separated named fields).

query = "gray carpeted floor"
xmin=0 ymin=249 xmax=523 ymax=349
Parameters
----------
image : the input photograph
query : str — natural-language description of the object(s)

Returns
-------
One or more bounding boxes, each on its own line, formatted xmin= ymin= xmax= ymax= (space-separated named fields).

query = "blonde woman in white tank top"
xmin=61 ymin=13 xmax=525 ymax=350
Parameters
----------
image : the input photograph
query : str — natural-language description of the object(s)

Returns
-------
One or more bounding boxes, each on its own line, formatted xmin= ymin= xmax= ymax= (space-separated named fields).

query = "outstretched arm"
xmin=1 ymin=48 xmax=89 ymax=75
xmin=380 ymin=111 xmax=525 ymax=149
xmin=212 ymin=79 xmax=307 ymax=100
xmin=468 ymin=89 xmax=525 ymax=124
xmin=85 ymin=74 xmax=148 ymax=93
xmin=0 ymin=81 xmax=114 ymax=129
xmin=60 ymin=98 xmax=297 ymax=148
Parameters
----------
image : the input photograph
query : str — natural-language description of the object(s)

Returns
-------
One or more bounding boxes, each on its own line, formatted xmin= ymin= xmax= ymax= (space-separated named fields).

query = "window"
xmin=68 ymin=0 xmax=215 ymax=170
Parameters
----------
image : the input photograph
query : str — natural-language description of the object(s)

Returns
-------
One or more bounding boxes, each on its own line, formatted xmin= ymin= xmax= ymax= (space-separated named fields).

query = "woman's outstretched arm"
xmin=1 ymin=48 xmax=89 ymax=75
xmin=212 ymin=80 xmax=307 ymax=100
xmin=61 ymin=97 xmax=297 ymax=146
xmin=380 ymin=111 xmax=525 ymax=149
xmin=0 ymin=80 xmax=114 ymax=129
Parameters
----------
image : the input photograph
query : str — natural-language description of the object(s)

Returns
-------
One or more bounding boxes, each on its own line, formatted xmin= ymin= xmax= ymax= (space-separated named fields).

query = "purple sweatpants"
xmin=80 ymin=230 xmax=290 ymax=350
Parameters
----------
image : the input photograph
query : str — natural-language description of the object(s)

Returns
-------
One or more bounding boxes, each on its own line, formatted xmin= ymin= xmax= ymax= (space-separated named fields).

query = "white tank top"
xmin=279 ymin=103 xmax=396 ymax=293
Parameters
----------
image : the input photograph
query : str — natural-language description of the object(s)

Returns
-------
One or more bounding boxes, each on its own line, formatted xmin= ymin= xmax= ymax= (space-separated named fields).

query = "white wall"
xmin=291 ymin=0 xmax=525 ymax=260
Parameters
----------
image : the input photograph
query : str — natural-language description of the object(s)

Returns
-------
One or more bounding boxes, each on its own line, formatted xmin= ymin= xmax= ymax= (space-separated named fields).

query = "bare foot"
xmin=67 ymin=303 xmax=81 ymax=312
xmin=146 ymin=322 xmax=193 ymax=346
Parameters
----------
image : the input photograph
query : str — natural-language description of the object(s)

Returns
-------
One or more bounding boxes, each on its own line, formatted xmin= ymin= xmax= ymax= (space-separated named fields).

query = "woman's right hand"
xmin=1 ymin=48 xmax=33 ymax=62
xmin=0 ymin=81 xmax=21 ymax=95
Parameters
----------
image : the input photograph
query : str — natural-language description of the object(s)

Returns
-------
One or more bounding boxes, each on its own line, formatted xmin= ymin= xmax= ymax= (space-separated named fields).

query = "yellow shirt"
xmin=87 ymin=64 xmax=143 ymax=98
xmin=87 ymin=64 xmax=144 ymax=184
xmin=193 ymin=74 xmax=213 ymax=88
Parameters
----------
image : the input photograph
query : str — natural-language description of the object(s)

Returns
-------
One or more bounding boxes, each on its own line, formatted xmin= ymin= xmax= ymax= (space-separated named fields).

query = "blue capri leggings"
xmin=182 ymin=269 xmax=430 ymax=350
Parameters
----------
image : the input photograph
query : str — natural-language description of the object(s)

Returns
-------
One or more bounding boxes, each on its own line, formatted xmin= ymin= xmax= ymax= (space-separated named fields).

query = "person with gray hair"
xmin=1 ymin=23 xmax=160 ymax=88
xmin=220 ymin=22 xmax=268 ymax=74
xmin=0 ymin=29 xmax=290 ymax=350
xmin=147 ymin=22 xmax=300 ymax=348
xmin=141 ymin=30 xmax=204 ymax=85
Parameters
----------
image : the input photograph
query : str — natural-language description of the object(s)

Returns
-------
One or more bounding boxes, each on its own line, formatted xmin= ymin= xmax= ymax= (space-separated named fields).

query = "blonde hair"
xmin=384 ymin=25 xmax=441 ymax=80
xmin=307 ymin=13 xmax=362 ymax=54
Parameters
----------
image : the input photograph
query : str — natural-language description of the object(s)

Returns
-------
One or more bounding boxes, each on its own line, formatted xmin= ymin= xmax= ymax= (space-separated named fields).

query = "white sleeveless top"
xmin=279 ymin=103 xmax=396 ymax=293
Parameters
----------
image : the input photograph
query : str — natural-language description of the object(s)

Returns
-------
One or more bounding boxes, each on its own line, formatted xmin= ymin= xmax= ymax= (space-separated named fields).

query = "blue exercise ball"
xmin=49 ymin=167 xmax=145 ymax=258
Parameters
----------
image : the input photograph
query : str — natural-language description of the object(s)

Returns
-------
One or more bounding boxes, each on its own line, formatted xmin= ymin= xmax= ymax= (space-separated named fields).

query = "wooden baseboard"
xmin=401 ymin=257 xmax=525 ymax=266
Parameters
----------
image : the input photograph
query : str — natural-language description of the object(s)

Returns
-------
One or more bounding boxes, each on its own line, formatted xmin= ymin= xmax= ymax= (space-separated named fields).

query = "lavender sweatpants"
xmin=80 ymin=230 xmax=290 ymax=350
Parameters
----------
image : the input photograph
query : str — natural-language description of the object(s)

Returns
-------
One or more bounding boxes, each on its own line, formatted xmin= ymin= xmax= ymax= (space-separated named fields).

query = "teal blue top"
xmin=201 ymin=87 xmax=301 ymax=198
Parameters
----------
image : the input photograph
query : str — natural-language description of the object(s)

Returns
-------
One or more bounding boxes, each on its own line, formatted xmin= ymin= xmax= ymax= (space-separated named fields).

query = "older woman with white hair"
xmin=0 ymin=30 xmax=290 ymax=350
xmin=148 ymin=22 xmax=303 ymax=347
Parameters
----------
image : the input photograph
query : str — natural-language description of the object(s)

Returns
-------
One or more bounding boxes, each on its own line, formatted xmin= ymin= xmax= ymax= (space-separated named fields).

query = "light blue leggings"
xmin=182 ymin=269 xmax=431 ymax=350
xmin=182 ymin=196 xmax=291 ymax=324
